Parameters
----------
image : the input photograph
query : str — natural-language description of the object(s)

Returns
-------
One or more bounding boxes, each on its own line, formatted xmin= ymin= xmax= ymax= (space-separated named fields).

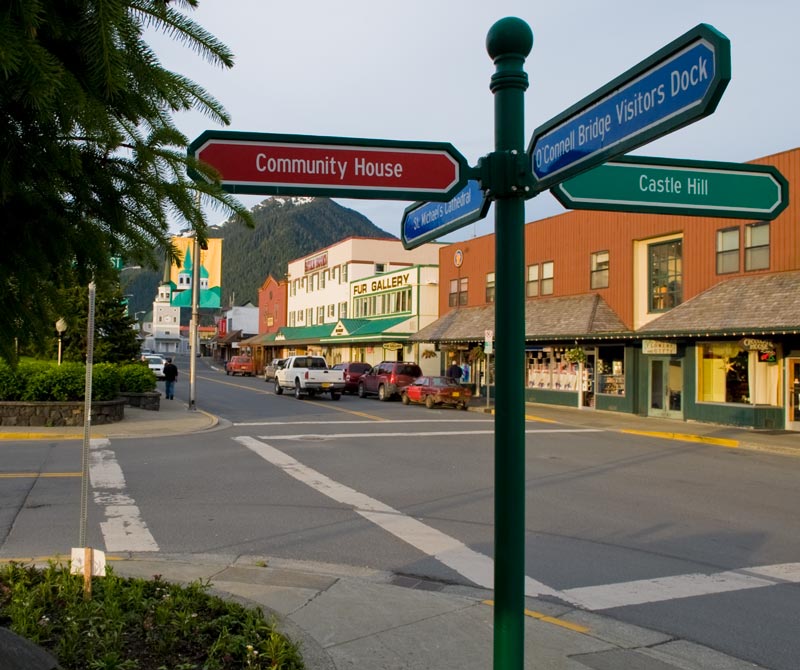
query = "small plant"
xmin=421 ymin=348 xmax=437 ymax=359
xmin=564 ymin=346 xmax=587 ymax=364
xmin=0 ymin=561 xmax=305 ymax=670
xmin=468 ymin=345 xmax=486 ymax=363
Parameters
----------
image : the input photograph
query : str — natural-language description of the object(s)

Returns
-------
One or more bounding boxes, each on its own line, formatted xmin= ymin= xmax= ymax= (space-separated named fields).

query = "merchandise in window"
xmin=697 ymin=341 xmax=779 ymax=405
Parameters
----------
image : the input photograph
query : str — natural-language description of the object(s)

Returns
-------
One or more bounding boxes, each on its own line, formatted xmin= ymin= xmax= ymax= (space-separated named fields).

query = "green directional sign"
xmin=552 ymin=155 xmax=789 ymax=219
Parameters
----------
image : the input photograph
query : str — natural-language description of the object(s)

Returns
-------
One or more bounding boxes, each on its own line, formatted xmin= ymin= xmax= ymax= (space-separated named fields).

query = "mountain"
xmin=215 ymin=196 xmax=395 ymax=306
xmin=121 ymin=197 xmax=394 ymax=318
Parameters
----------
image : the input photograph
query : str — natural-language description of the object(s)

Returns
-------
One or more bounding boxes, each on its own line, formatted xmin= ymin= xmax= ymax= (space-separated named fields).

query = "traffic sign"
xmin=528 ymin=24 xmax=730 ymax=191
xmin=552 ymin=155 xmax=789 ymax=220
xmin=188 ymin=130 xmax=470 ymax=201
xmin=401 ymin=181 xmax=489 ymax=249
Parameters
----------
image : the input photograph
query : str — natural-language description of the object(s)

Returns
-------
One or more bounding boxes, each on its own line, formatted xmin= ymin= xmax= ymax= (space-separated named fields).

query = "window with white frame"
xmin=716 ymin=227 xmax=739 ymax=274
xmin=485 ymin=272 xmax=495 ymax=303
xmin=745 ymin=222 xmax=769 ymax=271
xmin=590 ymin=251 xmax=609 ymax=289
xmin=541 ymin=261 xmax=554 ymax=295
xmin=526 ymin=264 xmax=539 ymax=297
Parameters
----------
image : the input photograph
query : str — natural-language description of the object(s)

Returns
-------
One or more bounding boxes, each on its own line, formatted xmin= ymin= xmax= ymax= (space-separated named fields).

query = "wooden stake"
xmin=83 ymin=547 xmax=93 ymax=600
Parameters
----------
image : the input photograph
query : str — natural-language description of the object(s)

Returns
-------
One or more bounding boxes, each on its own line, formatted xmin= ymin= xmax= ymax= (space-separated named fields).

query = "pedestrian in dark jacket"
xmin=163 ymin=358 xmax=178 ymax=399
xmin=446 ymin=362 xmax=463 ymax=382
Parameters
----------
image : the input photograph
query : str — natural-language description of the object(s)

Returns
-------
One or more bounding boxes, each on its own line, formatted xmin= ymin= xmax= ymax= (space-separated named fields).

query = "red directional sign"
xmin=188 ymin=131 xmax=470 ymax=201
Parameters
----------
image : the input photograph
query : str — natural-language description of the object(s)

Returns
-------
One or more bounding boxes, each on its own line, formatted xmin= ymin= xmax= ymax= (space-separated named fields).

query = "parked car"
xmin=331 ymin=361 xmax=372 ymax=394
xmin=142 ymin=354 xmax=166 ymax=380
xmin=263 ymin=358 xmax=286 ymax=382
xmin=225 ymin=355 xmax=254 ymax=376
xmin=402 ymin=375 xmax=471 ymax=410
xmin=358 ymin=361 xmax=422 ymax=401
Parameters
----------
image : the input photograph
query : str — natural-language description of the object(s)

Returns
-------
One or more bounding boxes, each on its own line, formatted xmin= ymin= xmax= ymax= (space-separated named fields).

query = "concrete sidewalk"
xmin=107 ymin=553 xmax=762 ymax=670
xmin=4 ymin=398 xmax=795 ymax=668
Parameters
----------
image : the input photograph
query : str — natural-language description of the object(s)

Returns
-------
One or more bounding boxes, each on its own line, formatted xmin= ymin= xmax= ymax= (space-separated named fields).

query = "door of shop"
xmin=648 ymin=357 xmax=683 ymax=419
xmin=787 ymin=359 xmax=800 ymax=431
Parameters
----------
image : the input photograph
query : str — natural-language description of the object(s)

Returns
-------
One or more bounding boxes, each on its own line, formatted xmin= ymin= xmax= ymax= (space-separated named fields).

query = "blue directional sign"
xmin=527 ymin=24 xmax=731 ymax=192
xmin=401 ymin=180 xmax=489 ymax=249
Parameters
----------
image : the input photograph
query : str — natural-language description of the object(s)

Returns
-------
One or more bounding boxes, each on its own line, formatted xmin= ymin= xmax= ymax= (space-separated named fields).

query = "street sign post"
xmin=552 ymin=155 xmax=789 ymax=219
xmin=528 ymin=24 xmax=730 ymax=192
xmin=401 ymin=180 xmax=489 ymax=249
xmin=188 ymin=131 xmax=470 ymax=201
xmin=188 ymin=18 xmax=735 ymax=669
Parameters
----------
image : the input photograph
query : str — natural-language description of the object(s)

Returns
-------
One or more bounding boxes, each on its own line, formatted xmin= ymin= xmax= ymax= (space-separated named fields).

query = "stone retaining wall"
xmin=0 ymin=399 xmax=125 ymax=427
xmin=119 ymin=391 xmax=161 ymax=411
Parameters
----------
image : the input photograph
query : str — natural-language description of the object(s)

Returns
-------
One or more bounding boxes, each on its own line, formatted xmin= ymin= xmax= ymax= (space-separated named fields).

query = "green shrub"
xmin=91 ymin=363 xmax=121 ymax=401
xmin=45 ymin=362 xmax=86 ymax=401
xmin=0 ymin=562 xmax=305 ymax=670
xmin=17 ymin=361 xmax=56 ymax=401
xmin=119 ymin=362 xmax=157 ymax=393
xmin=0 ymin=360 xmax=130 ymax=401
xmin=0 ymin=360 xmax=22 ymax=400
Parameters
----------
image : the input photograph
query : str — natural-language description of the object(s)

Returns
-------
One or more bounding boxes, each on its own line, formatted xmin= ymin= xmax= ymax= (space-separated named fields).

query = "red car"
xmin=401 ymin=375 xmax=471 ymax=410
xmin=225 ymin=355 xmax=254 ymax=376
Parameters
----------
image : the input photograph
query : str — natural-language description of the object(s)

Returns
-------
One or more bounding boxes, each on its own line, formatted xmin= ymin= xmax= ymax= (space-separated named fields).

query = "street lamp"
xmin=55 ymin=318 xmax=67 ymax=365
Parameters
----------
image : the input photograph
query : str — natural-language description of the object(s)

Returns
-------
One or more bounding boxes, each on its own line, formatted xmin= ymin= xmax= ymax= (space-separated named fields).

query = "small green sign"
xmin=552 ymin=155 xmax=789 ymax=220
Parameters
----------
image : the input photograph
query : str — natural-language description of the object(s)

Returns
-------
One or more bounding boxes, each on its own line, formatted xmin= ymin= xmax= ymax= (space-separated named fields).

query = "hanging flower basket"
xmin=564 ymin=347 xmax=586 ymax=364
xmin=421 ymin=348 xmax=437 ymax=359
xmin=468 ymin=345 xmax=486 ymax=363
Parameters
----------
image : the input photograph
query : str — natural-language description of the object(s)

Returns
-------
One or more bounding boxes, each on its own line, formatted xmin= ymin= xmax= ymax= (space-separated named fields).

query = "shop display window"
xmin=697 ymin=341 xmax=780 ymax=405
xmin=527 ymin=352 xmax=579 ymax=391
xmin=597 ymin=346 xmax=625 ymax=395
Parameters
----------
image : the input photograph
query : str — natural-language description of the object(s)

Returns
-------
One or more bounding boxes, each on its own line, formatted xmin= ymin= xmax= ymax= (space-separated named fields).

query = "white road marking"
xmin=235 ymin=435 xmax=567 ymax=601
xmin=564 ymin=562 xmax=800 ymax=610
xmin=236 ymin=434 xmax=800 ymax=612
xmin=89 ymin=439 xmax=159 ymax=552
xmin=236 ymin=419 xmax=495 ymax=426
xmin=258 ymin=429 xmax=601 ymax=441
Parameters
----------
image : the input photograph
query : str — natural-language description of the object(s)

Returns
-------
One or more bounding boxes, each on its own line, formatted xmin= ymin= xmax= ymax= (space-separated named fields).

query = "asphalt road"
xmin=2 ymin=355 xmax=799 ymax=669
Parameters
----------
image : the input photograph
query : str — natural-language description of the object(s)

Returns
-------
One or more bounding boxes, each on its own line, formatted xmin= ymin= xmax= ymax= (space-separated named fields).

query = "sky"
xmin=148 ymin=0 xmax=798 ymax=242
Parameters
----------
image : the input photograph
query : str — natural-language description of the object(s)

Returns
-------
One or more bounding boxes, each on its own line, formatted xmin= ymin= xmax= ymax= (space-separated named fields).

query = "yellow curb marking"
xmin=524 ymin=414 xmax=558 ymax=423
xmin=0 ymin=472 xmax=81 ymax=478
xmin=0 ymin=434 xmax=89 ymax=440
xmin=482 ymin=599 xmax=590 ymax=633
xmin=620 ymin=429 xmax=739 ymax=448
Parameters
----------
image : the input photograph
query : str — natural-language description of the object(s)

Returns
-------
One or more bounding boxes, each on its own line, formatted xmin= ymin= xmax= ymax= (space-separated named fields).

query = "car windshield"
xmin=431 ymin=377 xmax=454 ymax=387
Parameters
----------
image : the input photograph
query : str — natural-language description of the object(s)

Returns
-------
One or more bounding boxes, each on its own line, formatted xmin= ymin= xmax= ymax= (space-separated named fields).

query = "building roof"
xmin=239 ymin=332 xmax=277 ymax=346
xmin=411 ymin=294 xmax=629 ymax=343
xmin=274 ymin=324 xmax=334 ymax=345
xmin=640 ymin=270 xmax=800 ymax=337
xmin=322 ymin=317 xmax=410 ymax=342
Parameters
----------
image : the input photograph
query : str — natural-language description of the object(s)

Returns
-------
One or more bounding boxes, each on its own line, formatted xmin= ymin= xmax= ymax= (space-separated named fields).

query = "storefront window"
xmin=697 ymin=341 xmax=780 ymax=405
xmin=597 ymin=346 xmax=625 ymax=395
xmin=527 ymin=350 xmax=579 ymax=391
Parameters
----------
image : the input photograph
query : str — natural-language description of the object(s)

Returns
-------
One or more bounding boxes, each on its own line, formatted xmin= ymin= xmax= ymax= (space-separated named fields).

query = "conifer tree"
xmin=0 ymin=0 xmax=252 ymax=363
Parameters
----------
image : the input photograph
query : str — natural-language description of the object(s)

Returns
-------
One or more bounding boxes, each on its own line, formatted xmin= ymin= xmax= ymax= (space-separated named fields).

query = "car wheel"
xmin=425 ymin=395 xmax=435 ymax=409
xmin=460 ymin=402 xmax=468 ymax=411
xmin=294 ymin=380 xmax=303 ymax=399
xmin=358 ymin=383 xmax=367 ymax=398
xmin=401 ymin=393 xmax=410 ymax=405
xmin=331 ymin=391 xmax=341 ymax=401
xmin=378 ymin=385 xmax=388 ymax=401
xmin=274 ymin=380 xmax=283 ymax=395
xmin=226 ymin=370 xmax=230 ymax=376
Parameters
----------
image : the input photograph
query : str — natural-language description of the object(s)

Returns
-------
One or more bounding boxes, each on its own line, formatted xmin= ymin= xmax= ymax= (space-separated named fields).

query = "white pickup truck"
xmin=274 ymin=355 xmax=346 ymax=400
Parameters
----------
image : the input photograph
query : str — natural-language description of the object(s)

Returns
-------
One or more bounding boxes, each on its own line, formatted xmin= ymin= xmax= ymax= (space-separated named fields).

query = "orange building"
xmin=414 ymin=147 xmax=800 ymax=430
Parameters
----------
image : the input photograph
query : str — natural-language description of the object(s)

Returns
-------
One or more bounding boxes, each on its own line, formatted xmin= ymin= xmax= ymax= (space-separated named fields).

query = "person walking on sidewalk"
xmin=163 ymin=358 xmax=178 ymax=400
xmin=446 ymin=361 xmax=463 ymax=383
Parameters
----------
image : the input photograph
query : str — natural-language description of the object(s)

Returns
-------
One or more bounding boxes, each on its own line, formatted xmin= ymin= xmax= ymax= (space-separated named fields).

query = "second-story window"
xmin=526 ymin=264 xmax=539 ymax=297
xmin=541 ymin=261 xmax=554 ymax=295
xmin=317 ymin=306 xmax=325 ymax=323
xmin=648 ymin=239 xmax=682 ymax=312
xmin=485 ymin=272 xmax=495 ymax=303
xmin=745 ymin=222 xmax=770 ymax=271
xmin=716 ymin=227 xmax=739 ymax=274
xmin=590 ymin=251 xmax=609 ymax=289
xmin=449 ymin=278 xmax=468 ymax=306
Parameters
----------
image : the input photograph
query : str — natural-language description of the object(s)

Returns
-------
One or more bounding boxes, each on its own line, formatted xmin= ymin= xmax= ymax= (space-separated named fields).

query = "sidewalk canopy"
xmin=411 ymin=294 xmax=630 ymax=344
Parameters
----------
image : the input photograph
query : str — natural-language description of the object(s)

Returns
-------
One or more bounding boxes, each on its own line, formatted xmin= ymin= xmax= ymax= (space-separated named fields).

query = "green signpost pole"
xmin=486 ymin=18 xmax=533 ymax=670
